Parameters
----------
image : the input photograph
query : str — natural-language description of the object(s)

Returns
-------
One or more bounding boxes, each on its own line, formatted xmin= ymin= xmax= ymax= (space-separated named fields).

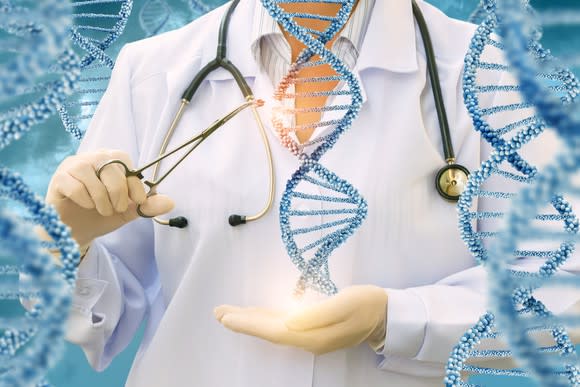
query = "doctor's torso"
xmin=79 ymin=1 xmax=488 ymax=385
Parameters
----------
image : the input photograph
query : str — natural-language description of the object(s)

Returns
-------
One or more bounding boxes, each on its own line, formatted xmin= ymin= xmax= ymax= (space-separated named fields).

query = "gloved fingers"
xmin=215 ymin=305 xmax=285 ymax=317
xmin=51 ymin=172 xmax=95 ymax=210
xmin=285 ymin=290 xmax=352 ymax=331
xmin=214 ymin=305 xmax=245 ymax=322
xmin=219 ymin=307 xmax=294 ymax=345
xmin=127 ymin=175 xmax=147 ymax=205
xmin=98 ymin=161 xmax=129 ymax=213
xmin=133 ymin=194 xmax=174 ymax=219
xmin=215 ymin=287 xmax=388 ymax=355
xmin=296 ymin=320 xmax=366 ymax=355
xmin=107 ymin=150 xmax=146 ymax=205
xmin=288 ymin=285 xmax=388 ymax=331
xmin=218 ymin=307 xmax=364 ymax=355
xmin=68 ymin=160 xmax=114 ymax=216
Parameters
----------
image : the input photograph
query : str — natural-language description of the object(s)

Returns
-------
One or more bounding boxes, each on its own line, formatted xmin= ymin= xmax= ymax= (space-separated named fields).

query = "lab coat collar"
xmin=202 ymin=0 xmax=418 ymax=81
xmin=357 ymin=0 xmax=419 ymax=73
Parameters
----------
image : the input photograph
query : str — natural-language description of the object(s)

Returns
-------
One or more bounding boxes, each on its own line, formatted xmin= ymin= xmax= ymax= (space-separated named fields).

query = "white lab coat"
xmin=66 ymin=0 xmax=580 ymax=386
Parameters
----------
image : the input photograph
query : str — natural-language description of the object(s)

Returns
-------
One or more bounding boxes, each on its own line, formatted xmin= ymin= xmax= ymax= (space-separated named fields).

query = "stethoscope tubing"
xmin=411 ymin=0 xmax=470 ymax=201
xmin=143 ymin=0 xmax=470 ymax=229
xmin=149 ymin=0 xmax=276 ymax=228
xmin=412 ymin=0 xmax=455 ymax=163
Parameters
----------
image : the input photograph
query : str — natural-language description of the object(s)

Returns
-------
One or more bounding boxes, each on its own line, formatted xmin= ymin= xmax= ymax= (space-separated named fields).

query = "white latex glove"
xmin=46 ymin=149 xmax=174 ymax=251
xmin=215 ymin=285 xmax=388 ymax=355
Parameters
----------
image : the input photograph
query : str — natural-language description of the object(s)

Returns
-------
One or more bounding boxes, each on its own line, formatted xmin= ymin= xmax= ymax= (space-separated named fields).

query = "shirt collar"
xmin=250 ymin=0 xmax=375 ymax=66
xmin=201 ymin=0 xmax=419 ymax=81
xmin=249 ymin=0 xmax=418 ymax=73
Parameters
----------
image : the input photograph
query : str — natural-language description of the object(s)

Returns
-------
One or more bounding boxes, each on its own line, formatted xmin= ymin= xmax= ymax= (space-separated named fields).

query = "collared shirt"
xmin=250 ymin=0 xmax=376 ymax=86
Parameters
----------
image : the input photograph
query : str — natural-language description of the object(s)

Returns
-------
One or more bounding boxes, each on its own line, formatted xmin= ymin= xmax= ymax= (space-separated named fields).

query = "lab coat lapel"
xmin=357 ymin=0 xmax=418 ymax=73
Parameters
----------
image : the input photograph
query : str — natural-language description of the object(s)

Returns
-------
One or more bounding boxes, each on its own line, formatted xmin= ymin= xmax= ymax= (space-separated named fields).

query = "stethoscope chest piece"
xmin=435 ymin=163 xmax=470 ymax=202
xmin=412 ymin=0 xmax=470 ymax=203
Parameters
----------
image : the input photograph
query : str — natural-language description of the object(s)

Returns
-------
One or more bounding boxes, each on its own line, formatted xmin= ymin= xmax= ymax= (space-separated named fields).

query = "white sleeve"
xmin=64 ymin=44 xmax=159 ymax=372
xmin=376 ymin=68 xmax=580 ymax=376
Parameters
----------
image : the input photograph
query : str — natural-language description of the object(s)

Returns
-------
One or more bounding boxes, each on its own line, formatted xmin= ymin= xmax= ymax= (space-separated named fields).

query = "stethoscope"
xmin=96 ymin=0 xmax=470 ymax=229
xmin=99 ymin=0 xmax=276 ymax=229
xmin=412 ymin=0 xmax=470 ymax=201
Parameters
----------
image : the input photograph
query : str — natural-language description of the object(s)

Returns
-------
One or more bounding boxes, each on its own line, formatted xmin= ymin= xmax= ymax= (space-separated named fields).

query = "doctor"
xmin=46 ymin=0 xmax=580 ymax=386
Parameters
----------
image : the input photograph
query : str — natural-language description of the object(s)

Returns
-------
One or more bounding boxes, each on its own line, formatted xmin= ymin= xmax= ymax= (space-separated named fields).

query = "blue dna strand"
xmin=0 ymin=1 xmax=72 ymax=97
xmin=60 ymin=0 xmax=229 ymax=138
xmin=1 ymin=2 xmax=83 ymax=385
xmin=0 ymin=167 xmax=80 ymax=387
xmin=188 ymin=0 xmax=232 ymax=15
xmin=445 ymin=0 xmax=580 ymax=385
xmin=140 ymin=0 xmax=223 ymax=38
xmin=139 ymin=0 xmax=172 ymax=37
xmin=188 ymin=0 xmax=211 ymax=15
xmin=57 ymin=0 xmax=133 ymax=139
xmin=468 ymin=0 xmax=488 ymax=24
xmin=259 ymin=0 xmax=366 ymax=296
xmin=0 ymin=1 xmax=80 ymax=149
xmin=469 ymin=0 xmax=580 ymax=384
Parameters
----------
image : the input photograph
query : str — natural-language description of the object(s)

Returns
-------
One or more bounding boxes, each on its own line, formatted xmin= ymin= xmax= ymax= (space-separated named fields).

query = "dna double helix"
xmin=57 ymin=0 xmax=133 ymax=139
xmin=0 ymin=1 xmax=80 ymax=149
xmin=0 ymin=1 xmax=72 ymax=97
xmin=487 ymin=0 xmax=580 ymax=384
xmin=468 ymin=0 xmax=489 ymax=25
xmin=189 ymin=0 xmax=211 ymax=15
xmin=140 ymin=0 xmax=172 ymax=36
xmin=0 ymin=167 xmax=80 ymax=387
xmin=0 ymin=3 xmax=80 ymax=384
xmin=259 ymin=0 xmax=366 ymax=296
xmin=140 ymin=0 xmax=226 ymax=38
xmin=0 ymin=1 xmax=134 ymax=385
xmin=445 ymin=0 xmax=580 ymax=385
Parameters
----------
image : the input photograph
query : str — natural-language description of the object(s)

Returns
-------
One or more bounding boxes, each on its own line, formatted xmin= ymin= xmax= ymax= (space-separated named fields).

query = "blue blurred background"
xmin=1 ymin=0 xmax=578 ymax=385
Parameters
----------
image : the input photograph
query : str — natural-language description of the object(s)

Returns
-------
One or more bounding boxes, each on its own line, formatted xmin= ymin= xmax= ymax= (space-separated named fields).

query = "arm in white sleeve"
xmin=64 ymin=44 xmax=160 ymax=372
xmin=376 ymin=68 xmax=580 ymax=376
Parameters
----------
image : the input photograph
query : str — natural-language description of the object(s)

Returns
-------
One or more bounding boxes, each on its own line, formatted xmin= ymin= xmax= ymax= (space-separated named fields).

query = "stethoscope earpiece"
xmin=162 ymin=214 xmax=248 ymax=229
xmin=168 ymin=216 xmax=189 ymax=228
xmin=435 ymin=163 xmax=470 ymax=202
xmin=229 ymin=214 xmax=247 ymax=227
xmin=162 ymin=214 xmax=247 ymax=229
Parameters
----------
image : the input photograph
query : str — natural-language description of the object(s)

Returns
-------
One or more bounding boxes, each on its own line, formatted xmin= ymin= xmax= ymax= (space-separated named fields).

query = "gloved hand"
xmin=46 ymin=149 xmax=174 ymax=252
xmin=215 ymin=285 xmax=388 ymax=355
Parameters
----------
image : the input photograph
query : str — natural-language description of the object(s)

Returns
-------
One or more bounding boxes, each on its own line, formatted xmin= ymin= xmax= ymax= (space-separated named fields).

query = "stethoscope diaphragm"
xmin=435 ymin=163 xmax=470 ymax=202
